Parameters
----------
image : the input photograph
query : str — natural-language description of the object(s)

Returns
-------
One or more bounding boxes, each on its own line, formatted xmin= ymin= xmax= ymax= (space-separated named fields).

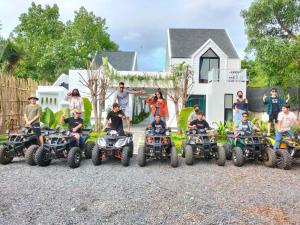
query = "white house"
xmin=36 ymin=28 xmax=246 ymax=127
xmin=166 ymin=28 xmax=247 ymax=124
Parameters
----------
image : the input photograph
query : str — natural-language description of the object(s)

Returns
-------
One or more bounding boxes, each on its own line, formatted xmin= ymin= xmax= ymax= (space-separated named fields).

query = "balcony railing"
xmin=208 ymin=69 xmax=247 ymax=82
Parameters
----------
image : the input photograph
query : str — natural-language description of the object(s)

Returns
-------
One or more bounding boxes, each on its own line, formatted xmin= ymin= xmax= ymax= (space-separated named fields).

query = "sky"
xmin=0 ymin=0 xmax=253 ymax=71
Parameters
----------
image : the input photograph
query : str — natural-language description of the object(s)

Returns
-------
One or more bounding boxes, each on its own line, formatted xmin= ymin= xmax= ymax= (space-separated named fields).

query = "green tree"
xmin=241 ymin=0 xmax=300 ymax=87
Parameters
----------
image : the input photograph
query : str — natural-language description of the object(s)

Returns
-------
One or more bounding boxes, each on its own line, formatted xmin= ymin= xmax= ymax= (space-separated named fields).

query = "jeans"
xmin=273 ymin=130 xmax=293 ymax=151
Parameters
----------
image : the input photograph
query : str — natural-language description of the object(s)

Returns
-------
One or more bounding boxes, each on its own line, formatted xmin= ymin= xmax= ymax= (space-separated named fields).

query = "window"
xmin=199 ymin=49 xmax=219 ymax=83
xmin=187 ymin=95 xmax=206 ymax=115
xmin=224 ymin=94 xmax=233 ymax=121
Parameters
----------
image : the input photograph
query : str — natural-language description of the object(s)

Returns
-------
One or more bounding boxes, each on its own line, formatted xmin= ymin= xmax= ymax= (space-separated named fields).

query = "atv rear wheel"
xmin=68 ymin=147 xmax=81 ymax=168
xmin=181 ymin=140 xmax=187 ymax=158
xmin=84 ymin=141 xmax=95 ymax=159
xmin=121 ymin=146 xmax=130 ymax=167
xmin=185 ymin=145 xmax=194 ymax=165
xmin=25 ymin=145 xmax=39 ymax=166
xmin=92 ymin=145 xmax=102 ymax=166
xmin=35 ymin=146 xmax=51 ymax=167
xmin=216 ymin=146 xmax=226 ymax=166
xmin=262 ymin=147 xmax=276 ymax=168
xmin=232 ymin=147 xmax=244 ymax=167
xmin=129 ymin=142 xmax=134 ymax=158
xmin=223 ymin=144 xmax=232 ymax=160
xmin=275 ymin=149 xmax=292 ymax=170
xmin=138 ymin=145 xmax=146 ymax=167
xmin=0 ymin=145 xmax=13 ymax=165
xmin=170 ymin=147 xmax=178 ymax=168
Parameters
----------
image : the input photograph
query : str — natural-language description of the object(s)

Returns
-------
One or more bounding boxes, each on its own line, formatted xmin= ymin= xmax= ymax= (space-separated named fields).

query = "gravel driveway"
xmin=0 ymin=156 xmax=299 ymax=225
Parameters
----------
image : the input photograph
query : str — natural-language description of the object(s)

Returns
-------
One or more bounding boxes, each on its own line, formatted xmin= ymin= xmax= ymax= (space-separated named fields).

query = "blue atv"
xmin=35 ymin=128 xmax=94 ymax=168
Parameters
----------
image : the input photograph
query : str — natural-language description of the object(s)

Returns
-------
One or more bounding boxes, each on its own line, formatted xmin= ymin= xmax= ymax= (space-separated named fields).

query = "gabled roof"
xmin=168 ymin=28 xmax=239 ymax=58
xmin=93 ymin=51 xmax=137 ymax=71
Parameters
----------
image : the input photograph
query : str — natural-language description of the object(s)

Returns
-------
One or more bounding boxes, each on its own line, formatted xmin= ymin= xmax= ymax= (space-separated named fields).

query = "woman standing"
xmin=146 ymin=90 xmax=169 ymax=122
xmin=233 ymin=91 xmax=248 ymax=125
xmin=65 ymin=89 xmax=83 ymax=114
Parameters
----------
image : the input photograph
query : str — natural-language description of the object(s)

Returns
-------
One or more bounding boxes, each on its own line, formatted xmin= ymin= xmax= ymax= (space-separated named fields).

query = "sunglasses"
xmin=243 ymin=116 xmax=248 ymax=118
xmin=119 ymin=86 xmax=125 ymax=89
xmin=75 ymin=112 xmax=81 ymax=114
xmin=271 ymin=90 xmax=277 ymax=93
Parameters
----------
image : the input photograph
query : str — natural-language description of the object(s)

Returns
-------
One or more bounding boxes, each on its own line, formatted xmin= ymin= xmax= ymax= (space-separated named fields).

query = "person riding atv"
xmin=61 ymin=108 xmax=83 ymax=144
xmin=234 ymin=112 xmax=260 ymax=135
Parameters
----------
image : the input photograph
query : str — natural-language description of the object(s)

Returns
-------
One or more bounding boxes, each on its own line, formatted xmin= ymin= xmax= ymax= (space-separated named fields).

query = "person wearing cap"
xmin=114 ymin=82 xmax=144 ymax=131
xmin=65 ymin=88 xmax=83 ymax=115
xmin=233 ymin=91 xmax=248 ymax=125
xmin=61 ymin=108 xmax=83 ymax=144
xmin=273 ymin=104 xmax=300 ymax=151
xmin=263 ymin=87 xmax=290 ymax=136
xmin=24 ymin=95 xmax=43 ymax=144
xmin=103 ymin=103 xmax=129 ymax=135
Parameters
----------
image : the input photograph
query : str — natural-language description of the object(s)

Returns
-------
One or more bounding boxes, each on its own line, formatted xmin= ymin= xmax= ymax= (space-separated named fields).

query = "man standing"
xmin=263 ymin=87 xmax=290 ymax=136
xmin=114 ymin=82 xmax=144 ymax=131
xmin=273 ymin=104 xmax=300 ymax=151
xmin=24 ymin=95 xmax=43 ymax=144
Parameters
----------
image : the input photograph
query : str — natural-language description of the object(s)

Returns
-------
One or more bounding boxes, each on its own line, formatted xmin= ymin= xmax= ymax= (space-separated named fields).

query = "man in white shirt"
xmin=273 ymin=104 xmax=300 ymax=150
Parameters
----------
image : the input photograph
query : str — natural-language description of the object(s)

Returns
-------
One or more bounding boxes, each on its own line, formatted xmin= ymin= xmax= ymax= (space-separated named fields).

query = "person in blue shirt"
xmin=235 ymin=112 xmax=259 ymax=136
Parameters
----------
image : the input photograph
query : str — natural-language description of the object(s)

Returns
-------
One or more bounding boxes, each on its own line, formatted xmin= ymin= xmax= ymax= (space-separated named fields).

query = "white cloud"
xmin=123 ymin=32 xmax=141 ymax=41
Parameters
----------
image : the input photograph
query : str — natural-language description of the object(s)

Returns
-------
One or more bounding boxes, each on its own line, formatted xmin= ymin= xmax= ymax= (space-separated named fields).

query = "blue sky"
xmin=0 ymin=0 xmax=252 ymax=71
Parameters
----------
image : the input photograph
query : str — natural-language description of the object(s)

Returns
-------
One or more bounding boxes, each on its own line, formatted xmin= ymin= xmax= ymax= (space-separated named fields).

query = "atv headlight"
xmin=245 ymin=138 xmax=252 ymax=144
xmin=114 ymin=138 xmax=128 ymax=148
xmin=97 ymin=137 xmax=106 ymax=147
xmin=165 ymin=130 xmax=170 ymax=136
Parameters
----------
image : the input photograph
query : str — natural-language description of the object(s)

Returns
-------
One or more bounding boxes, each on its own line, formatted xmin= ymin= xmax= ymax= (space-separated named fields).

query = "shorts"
xmin=121 ymin=105 xmax=132 ymax=121
xmin=269 ymin=113 xmax=279 ymax=123
xmin=31 ymin=122 xmax=41 ymax=136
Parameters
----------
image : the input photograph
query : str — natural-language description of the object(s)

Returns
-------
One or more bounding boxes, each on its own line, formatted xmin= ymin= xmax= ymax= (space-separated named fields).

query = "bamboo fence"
xmin=0 ymin=73 xmax=45 ymax=132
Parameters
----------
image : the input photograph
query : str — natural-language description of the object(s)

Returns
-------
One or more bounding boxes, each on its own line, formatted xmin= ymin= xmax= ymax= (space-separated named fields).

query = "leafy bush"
xmin=178 ymin=107 xmax=194 ymax=131
xmin=171 ymin=132 xmax=186 ymax=154
xmin=132 ymin=111 xmax=149 ymax=124
xmin=41 ymin=107 xmax=55 ymax=127
xmin=82 ymin=97 xmax=92 ymax=128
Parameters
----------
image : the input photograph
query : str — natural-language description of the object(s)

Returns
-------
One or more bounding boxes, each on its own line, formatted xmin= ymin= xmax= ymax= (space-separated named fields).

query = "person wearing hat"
xmin=61 ymin=108 xmax=83 ymax=144
xmin=103 ymin=103 xmax=129 ymax=135
xmin=273 ymin=104 xmax=300 ymax=151
xmin=24 ymin=95 xmax=43 ymax=144
xmin=263 ymin=87 xmax=290 ymax=136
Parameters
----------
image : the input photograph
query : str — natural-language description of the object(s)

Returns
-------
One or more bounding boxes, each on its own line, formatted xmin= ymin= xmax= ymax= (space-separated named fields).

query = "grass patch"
xmin=0 ymin=134 xmax=7 ymax=144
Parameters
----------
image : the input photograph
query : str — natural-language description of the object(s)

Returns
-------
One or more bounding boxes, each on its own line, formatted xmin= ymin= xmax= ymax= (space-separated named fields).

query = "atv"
xmin=265 ymin=132 xmax=300 ymax=170
xmin=0 ymin=126 xmax=43 ymax=165
xmin=92 ymin=128 xmax=133 ymax=167
xmin=35 ymin=128 xmax=94 ymax=168
xmin=138 ymin=127 xmax=178 ymax=168
xmin=182 ymin=128 xmax=225 ymax=166
xmin=223 ymin=131 xmax=276 ymax=167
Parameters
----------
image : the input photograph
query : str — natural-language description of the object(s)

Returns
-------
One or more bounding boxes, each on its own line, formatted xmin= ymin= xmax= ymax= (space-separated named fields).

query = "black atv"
xmin=92 ymin=128 xmax=133 ymax=167
xmin=223 ymin=131 xmax=276 ymax=167
xmin=182 ymin=128 xmax=226 ymax=166
xmin=35 ymin=128 xmax=94 ymax=168
xmin=138 ymin=127 xmax=178 ymax=168
xmin=0 ymin=126 xmax=43 ymax=165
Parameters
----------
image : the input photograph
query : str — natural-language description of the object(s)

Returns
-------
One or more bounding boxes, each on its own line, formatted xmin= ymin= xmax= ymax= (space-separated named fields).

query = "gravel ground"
xmin=0 ymin=156 xmax=299 ymax=225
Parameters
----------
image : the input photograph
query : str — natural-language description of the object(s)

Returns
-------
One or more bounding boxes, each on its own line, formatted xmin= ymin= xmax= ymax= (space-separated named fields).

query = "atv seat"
xmin=82 ymin=129 xmax=92 ymax=136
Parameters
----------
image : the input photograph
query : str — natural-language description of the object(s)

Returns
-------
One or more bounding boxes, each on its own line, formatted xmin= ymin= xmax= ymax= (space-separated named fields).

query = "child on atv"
xmin=235 ymin=112 xmax=259 ymax=136
xmin=103 ymin=103 xmax=129 ymax=135
xmin=61 ymin=108 xmax=83 ymax=144
xmin=148 ymin=115 xmax=167 ymax=134
xmin=188 ymin=111 xmax=210 ymax=134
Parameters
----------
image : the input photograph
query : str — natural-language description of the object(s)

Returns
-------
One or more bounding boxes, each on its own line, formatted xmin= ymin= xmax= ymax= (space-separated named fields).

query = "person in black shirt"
xmin=148 ymin=115 xmax=166 ymax=134
xmin=188 ymin=111 xmax=210 ymax=134
xmin=61 ymin=108 xmax=83 ymax=144
xmin=104 ymin=103 xmax=129 ymax=134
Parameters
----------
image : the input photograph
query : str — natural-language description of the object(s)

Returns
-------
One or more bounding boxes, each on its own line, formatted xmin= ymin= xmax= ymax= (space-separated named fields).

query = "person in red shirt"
xmin=146 ymin=90 xmax=169 ymax=123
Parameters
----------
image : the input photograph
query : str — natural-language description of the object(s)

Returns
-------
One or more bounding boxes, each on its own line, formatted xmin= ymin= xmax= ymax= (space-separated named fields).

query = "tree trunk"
xmin=174 ymin=101 xmax=181 ymax=134
xmin=182 ymin=76 xmax=189 ymax=108
xmin=92 ymin=97 xmax=99 ymax=132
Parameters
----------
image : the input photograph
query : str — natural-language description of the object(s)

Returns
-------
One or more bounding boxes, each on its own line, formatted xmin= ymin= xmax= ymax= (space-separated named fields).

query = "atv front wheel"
xmin=25 ymin=145 xmax=39 ymax=166
xmin=84 ymin=141 xmax=95 ymax=159
xmin=129 ymin=142 xmax=134 ymax=158
xmin=35 ymin=146 xmax=51 ymax=167
xmin=216 ymin=146 xmax=226 ymax=166
xmin=275 ymin=149 xmax=292 ymax=170
xmin=92 ymin=145 xmax=102 ymax=166
xmin=138 ymin=145 xmax=146 ymax=167
xmin=68 ymin=147 xmax=81 ymax=168
xmin=185 ymin=145 xmax=194 ymax=165
xmin=262 ymin=147 xmax=276 ymax=168
xmin=170 ymin=147 xmax=178 ymax=168
xmin=232 ymin=147 xmax=244 ymax=167
xmin=0 ymin=145 xmax=13 ymax=165
xmin=181 ymin=140 xmax=187 ymax=158
xmin=223 ymin=144 xmax=232 ymax=160
xmin=121 ymin=146 xmax=130 ymax=167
